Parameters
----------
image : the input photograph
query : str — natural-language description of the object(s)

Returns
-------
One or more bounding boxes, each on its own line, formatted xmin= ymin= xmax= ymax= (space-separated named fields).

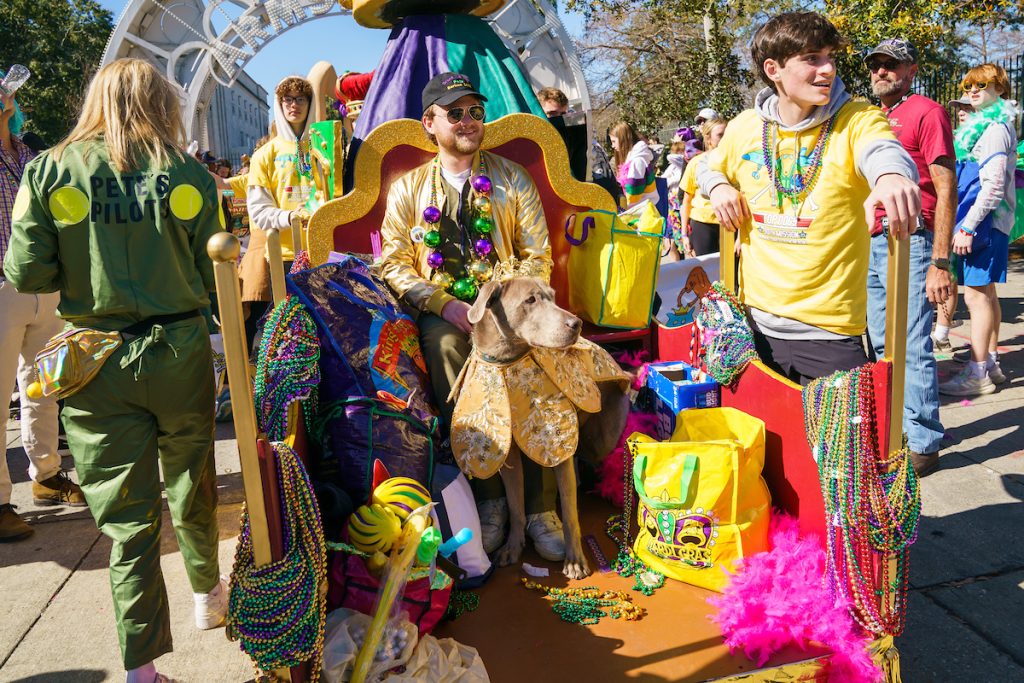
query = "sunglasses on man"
xmin=961 ymin=82 xmax=989 ymax=93
xmin=282 ymin=96 xmax=308 ymax=106
xmin=867 ymin=59 xmax=902 ymax=72
xmin=440 ymin=104 xmax=485 ymax=124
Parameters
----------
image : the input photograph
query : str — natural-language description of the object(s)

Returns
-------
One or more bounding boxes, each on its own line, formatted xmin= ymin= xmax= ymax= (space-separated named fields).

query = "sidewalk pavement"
xmin=1 ymin=260 xmax=1023 ymax=682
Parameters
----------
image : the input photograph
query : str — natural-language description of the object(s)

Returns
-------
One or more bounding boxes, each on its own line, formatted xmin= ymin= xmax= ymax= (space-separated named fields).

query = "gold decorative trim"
xmin=351 ymin=0 xmax=507 ymax=29
xmin=308 ymin=113 xmax=617 ymax=265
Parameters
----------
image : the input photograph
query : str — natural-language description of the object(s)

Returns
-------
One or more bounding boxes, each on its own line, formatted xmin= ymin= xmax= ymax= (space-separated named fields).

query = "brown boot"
xmin=0 ymin=504 xmax=34 ymax=542
xmin=910 ymin=451 xmax=940 ymax=478
xmin=32 ymin=471 xmax=88 ymax=507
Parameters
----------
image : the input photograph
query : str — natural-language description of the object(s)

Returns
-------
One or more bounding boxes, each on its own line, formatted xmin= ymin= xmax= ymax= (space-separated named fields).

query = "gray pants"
xmin=418 ymin=313 xmax=556 ymax=515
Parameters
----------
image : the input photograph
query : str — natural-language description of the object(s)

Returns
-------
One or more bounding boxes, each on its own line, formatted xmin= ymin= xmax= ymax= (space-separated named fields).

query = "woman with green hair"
xmin=939 ymin=63 xmax=1019 ymax=397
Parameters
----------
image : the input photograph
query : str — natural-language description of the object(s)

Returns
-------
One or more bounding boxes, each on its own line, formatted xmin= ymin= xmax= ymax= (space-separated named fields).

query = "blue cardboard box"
xmin=645 ymin=361 xmax=720 ymax=439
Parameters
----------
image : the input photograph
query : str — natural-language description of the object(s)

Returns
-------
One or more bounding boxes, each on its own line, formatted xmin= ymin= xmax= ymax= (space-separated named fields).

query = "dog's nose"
xmin=567 ymin=316 xmax=582 ymax=332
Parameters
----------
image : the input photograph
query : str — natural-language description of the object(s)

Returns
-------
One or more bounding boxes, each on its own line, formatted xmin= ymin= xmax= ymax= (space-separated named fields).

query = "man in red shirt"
xmin=864 ymin=39 xmax=956 ymax=477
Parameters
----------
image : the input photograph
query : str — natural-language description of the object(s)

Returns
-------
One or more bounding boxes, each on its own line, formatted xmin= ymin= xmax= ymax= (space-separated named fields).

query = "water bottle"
xmin=1 ymin=65 xmax=31 ymax=97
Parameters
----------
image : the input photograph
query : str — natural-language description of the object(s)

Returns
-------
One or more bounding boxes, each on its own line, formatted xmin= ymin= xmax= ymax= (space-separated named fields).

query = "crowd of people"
xmin=0 ymin=9 xmax=1019 ymax=682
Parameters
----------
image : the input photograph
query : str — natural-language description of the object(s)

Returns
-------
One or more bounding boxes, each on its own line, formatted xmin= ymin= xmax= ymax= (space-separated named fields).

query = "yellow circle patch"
xmin=48 ymin=187 xmax=90 ymax=225
xmin=11 ymin=186 xmax=31 ymax=221
xmin=169 ymin=184 xmax=203 ymax=220
xmin=218 ymin=199 xmax=226 ymax=229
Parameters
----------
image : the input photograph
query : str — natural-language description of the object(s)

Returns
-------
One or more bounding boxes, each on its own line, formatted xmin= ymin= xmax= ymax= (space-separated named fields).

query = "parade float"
xmin=202 ymin=1 xmax=919 ymax=681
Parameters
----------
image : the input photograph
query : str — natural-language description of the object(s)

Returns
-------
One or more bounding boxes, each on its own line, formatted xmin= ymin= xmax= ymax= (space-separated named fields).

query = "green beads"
xmin=473 ymin=216 xmax=493 ymax=234
xmin=423 ymin=229 xmax=442 ymax=248
xmin=452 ymin=277 xmax=479 ymax=302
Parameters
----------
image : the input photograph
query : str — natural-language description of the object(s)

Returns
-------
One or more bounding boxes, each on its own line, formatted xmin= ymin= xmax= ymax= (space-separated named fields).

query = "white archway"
xmin=100 ymin=0 xmax=590 ymax=148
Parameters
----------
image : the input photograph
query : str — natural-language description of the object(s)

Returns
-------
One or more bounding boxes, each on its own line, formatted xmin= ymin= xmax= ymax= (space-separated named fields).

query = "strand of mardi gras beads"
xmin=418 ymin=153 xmax=495 ymax=301
xmin=253 ymin=296 xmax=320 ymax=442
xmin=762 ymin=114 xmax=836 ymax=208
xmin=802 ymin=365 xmax=920 ymax=637
xmin=227 ymin=442 xmax=328 ymax=680
xmin=605 ymin=439 xmax=665 ymax=596
xmin=694 ymin=282 xmax=757 ymax=386
xmin=521 ymin=579 xmax=646 ymax=624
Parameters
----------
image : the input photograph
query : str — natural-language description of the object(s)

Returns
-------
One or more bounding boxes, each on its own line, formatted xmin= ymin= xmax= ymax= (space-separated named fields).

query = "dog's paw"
xmin=562 ymin=556 xmax=591 ymax=580
xmin=495 ymin=536 xmax=525 ymax=567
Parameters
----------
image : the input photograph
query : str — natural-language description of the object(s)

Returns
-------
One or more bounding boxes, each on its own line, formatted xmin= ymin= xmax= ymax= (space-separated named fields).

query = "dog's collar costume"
xmin=448 ymin=337 xmax=630 ymax=479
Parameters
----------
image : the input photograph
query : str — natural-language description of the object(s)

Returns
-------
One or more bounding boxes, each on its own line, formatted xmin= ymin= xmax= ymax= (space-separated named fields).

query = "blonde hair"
xmin=54 ymin=59 xmax=185 ymax=173
xmin=699 ymin=117 xmax=727 ymax=150
xmin=961 ymin=63 xmax=1011 ymax=99
xmin=610 ymin=121 xmax=639 ymax=168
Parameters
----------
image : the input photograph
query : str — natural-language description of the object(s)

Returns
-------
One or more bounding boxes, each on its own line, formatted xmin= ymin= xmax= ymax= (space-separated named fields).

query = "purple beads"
xmin=422 ymin=205 xmax=441 ymax=224
xmin=474 ymin=238 xmax=492 ymax=256
xmin=471 ymin=174 xmax=492 ymax=194
xmin=427 ymin=250 xmax=444 ymax=269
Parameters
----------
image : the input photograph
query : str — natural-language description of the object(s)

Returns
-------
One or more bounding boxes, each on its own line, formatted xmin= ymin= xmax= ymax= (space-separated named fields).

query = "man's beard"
xmin=444 ymin=127 xmax=484 ymax=155
xmin=872 ymin=76 xmax=911 ymax=99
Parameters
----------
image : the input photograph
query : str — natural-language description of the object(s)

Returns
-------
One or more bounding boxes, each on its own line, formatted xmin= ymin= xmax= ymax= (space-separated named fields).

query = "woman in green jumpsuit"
xmin=4 ymin=59 xmax=225 ymax=683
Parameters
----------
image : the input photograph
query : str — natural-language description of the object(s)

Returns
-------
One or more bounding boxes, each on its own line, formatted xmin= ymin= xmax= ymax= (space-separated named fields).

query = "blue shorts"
xmin=957 ymin=229 xmax=1009 ymax=287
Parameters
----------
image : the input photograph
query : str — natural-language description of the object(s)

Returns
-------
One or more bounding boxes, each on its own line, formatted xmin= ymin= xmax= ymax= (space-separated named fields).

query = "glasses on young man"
xmin=282 ymin=96 xmax=308 ymax=106
xmin=961 ymin=82 xmax=989 ymax=93
xmin=442 ymin=104 xmax=485 ymax=124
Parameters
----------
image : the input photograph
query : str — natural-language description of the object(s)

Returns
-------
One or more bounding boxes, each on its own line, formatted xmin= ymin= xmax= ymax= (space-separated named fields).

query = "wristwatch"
xmin=931 ymin=258 xmax=951 ymax=271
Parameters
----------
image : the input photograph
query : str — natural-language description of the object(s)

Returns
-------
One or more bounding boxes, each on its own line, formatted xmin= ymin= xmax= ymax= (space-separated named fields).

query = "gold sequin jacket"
xmin=379 ymin=151 xmax=552 ymax=316
xmin=448 ymin=338 xmax=631 ymax=479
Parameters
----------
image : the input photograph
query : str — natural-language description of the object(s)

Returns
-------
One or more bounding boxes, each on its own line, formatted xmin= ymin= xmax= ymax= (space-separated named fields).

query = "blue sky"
xmin=96 ymin=1 xmax=585 ymax=106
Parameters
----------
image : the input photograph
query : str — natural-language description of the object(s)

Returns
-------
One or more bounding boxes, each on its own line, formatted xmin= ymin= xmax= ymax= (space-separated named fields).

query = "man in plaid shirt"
xmin=0 ymin=88 xmax=86 ymax=542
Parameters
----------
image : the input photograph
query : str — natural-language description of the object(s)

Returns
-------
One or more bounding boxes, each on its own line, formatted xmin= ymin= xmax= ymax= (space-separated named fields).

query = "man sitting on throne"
xmin=379 ymin=72 xmax=565 ymax=562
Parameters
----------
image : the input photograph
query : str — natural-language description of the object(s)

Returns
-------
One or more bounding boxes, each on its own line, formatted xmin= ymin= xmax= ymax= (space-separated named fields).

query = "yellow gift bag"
xmin=627 ymin=407 xmax=770 ymax=592
xmin=564 ymin=208 xmax=661 ymax=329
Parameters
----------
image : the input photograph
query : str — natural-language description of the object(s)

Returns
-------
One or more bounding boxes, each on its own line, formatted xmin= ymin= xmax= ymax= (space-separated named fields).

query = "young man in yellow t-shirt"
xmin=697 ymin=12 xmax=922 ymax=384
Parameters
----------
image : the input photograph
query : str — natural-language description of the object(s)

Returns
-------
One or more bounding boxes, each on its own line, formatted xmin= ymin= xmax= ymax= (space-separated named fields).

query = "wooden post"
xmin=208 ymin=232 xmax=291 ymax=681
xmin=265 ymin=227 xmax=287 ymax=305
xmin=883 ymin=234 xmax=910 ymax=456
xmin=291 ymin=213 xmax=304 ymax=257
xmin=882 ymin=232 xmax=910 ymax=630
xmin=719 ymin=226 xmax=736 ymax=291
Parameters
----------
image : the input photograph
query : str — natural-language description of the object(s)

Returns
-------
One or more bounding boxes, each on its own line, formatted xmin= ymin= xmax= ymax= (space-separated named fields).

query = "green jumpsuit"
xmin=4 ymin=140 xmax=223 ymax=669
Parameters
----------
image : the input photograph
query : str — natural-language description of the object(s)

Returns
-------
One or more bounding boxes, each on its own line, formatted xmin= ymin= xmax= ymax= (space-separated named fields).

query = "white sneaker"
xmin=930 ymin=333 xmax=952 ymax=353
xmin=939 ymin=367 xmax=996 ymax=396
xmin=194 ymin=576 xmax=229 ymax=630
xmin=989 ymin=361 xmax=1007 ymax=385
xmin=526 ymin=511 xmax=565 ymax=562
xmin=477 ymin=498 xmax=508 ymax=554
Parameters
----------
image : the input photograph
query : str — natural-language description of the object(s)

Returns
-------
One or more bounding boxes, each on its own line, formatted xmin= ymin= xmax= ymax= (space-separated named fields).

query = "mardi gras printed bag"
xmin=627 ymin=407 xmax=770 ymax=592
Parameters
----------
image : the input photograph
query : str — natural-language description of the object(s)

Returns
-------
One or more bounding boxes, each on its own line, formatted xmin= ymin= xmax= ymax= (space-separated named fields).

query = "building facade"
xmin=206 ymin=69 xmax=270 ymax=170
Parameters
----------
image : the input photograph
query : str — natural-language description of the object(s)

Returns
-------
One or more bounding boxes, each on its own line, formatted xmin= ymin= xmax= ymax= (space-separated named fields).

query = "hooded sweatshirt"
xmin=246 ymin=81 xmax=315 ymax=259
xmin=696 ymin=78 xmax=918 ymax=338
xmin=618 ymin=141 xmax=660 ymax=208
xmin=661 ymin=153 xmax=686 ymax=197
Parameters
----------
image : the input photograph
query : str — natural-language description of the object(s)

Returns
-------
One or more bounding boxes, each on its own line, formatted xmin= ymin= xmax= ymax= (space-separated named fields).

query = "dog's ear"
xmin=467 ymin=280 xmax=502 ymax=325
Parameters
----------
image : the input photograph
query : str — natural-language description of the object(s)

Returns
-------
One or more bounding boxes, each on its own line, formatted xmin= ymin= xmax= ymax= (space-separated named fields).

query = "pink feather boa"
xmin=708 ymin=514 xmax=882 ymax=682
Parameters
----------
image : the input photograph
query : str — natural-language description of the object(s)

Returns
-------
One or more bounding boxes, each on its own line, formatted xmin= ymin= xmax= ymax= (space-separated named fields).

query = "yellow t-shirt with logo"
xmin=709 ymin=101 xmax=896 ymax=336
xmin=680 ymin=153 xmax=719 ymax=225
xmin=249 ymin=137 xmax=312 ymax=259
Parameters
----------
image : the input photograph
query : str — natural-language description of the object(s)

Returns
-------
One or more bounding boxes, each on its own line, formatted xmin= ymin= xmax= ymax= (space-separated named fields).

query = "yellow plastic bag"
xmin=564 ymin=209 xmax=661 ymax=329
xmin=627 ymin=407 xmax=770 ymax=592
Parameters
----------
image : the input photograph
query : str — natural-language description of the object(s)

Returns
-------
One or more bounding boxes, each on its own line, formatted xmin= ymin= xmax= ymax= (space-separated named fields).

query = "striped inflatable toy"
xmin=372 ymin=477 xmax=432 ymax=524
xmin=348 ymin=503 xmax=403 ymax=554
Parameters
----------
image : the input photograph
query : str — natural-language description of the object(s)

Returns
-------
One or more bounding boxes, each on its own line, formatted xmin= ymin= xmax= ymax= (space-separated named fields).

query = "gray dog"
xmin=450 ymin=277 xmax=630 ymax=579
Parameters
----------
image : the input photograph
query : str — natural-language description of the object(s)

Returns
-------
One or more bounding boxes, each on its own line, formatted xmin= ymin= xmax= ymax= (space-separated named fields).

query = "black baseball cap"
xmin=421 ymin=72 xmax=487 ymax=113
xmin=865 ymin=39 xmax=918 ymax=65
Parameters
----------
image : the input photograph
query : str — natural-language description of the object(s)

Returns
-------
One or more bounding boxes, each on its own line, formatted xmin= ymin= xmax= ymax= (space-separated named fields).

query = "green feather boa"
xmin=954 ymin=98 xmax=1019 ymax=161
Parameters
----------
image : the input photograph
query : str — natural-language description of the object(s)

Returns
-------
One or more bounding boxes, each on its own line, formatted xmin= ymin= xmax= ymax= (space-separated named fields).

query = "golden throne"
xmin=305 ymin=113 xmax=650 ymax=345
